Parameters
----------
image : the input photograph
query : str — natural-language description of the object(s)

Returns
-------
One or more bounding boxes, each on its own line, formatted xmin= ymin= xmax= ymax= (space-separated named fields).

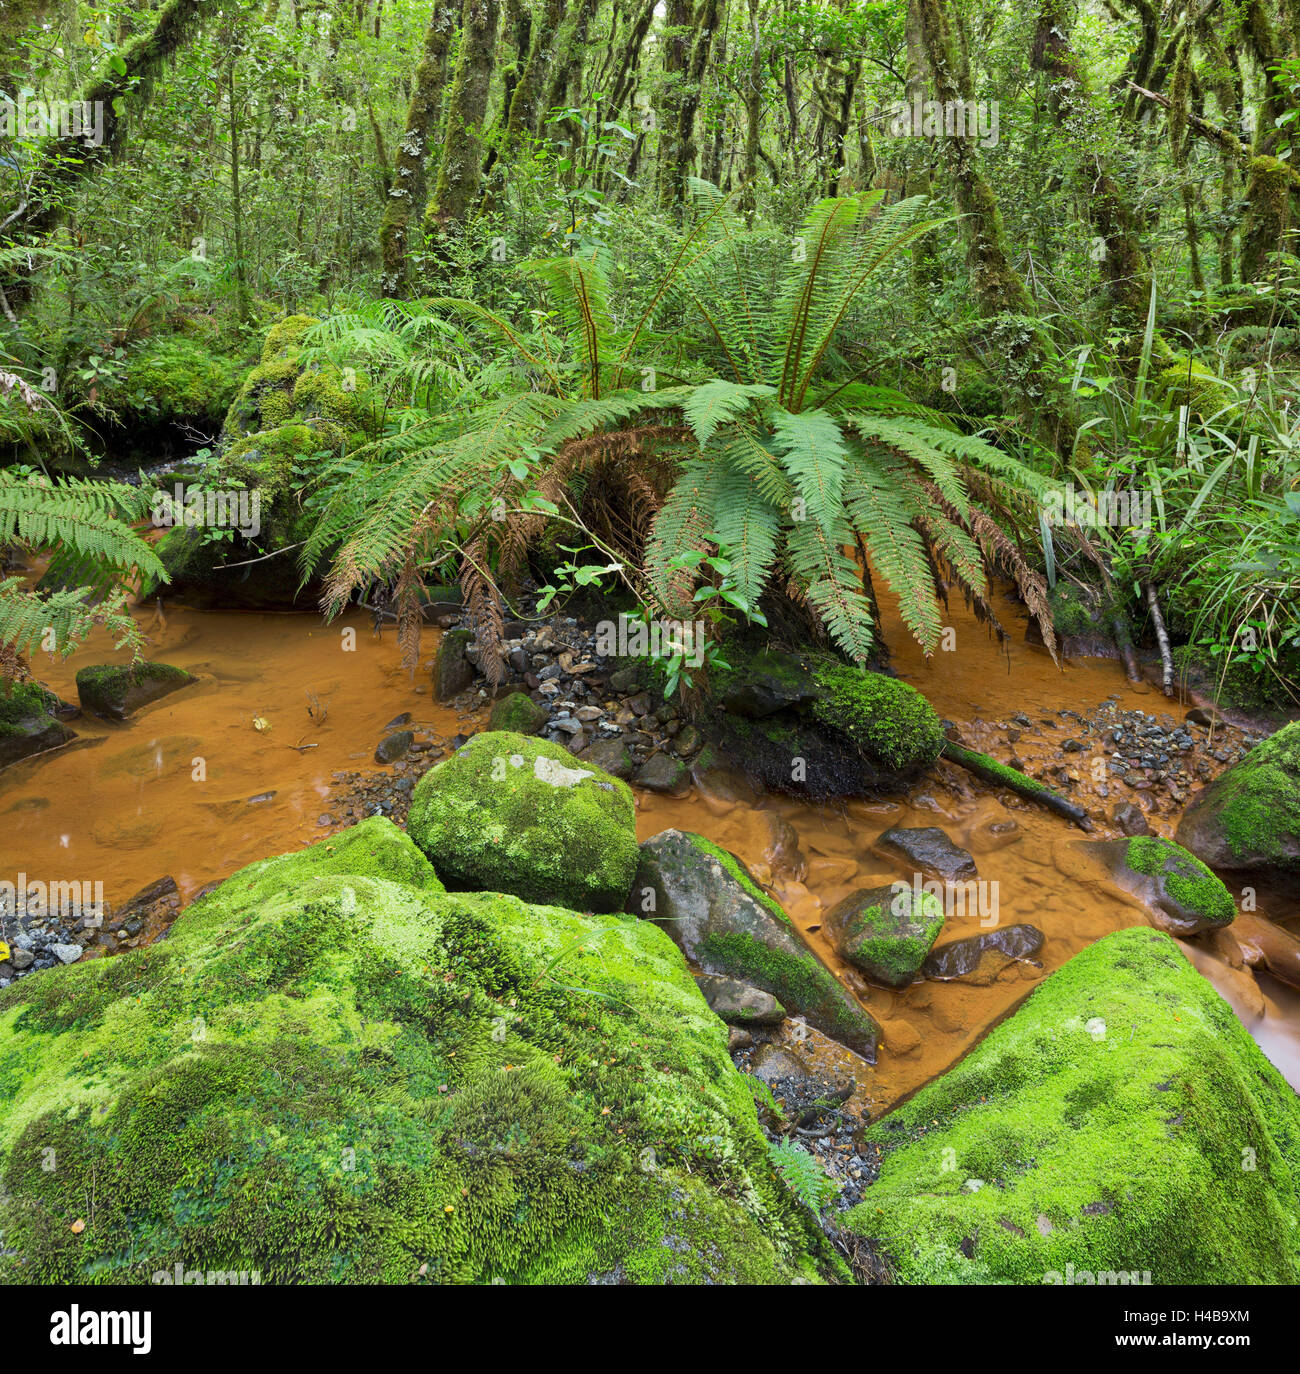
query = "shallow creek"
xmin=2 ymin=582 xmax=1298 ymax=1116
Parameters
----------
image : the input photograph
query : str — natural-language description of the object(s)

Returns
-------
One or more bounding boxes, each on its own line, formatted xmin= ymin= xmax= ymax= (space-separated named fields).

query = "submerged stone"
xmin=922 ymin=924 xmax=1044 ymax=982
xmin=75 ymin=661 xmax=195 ymax=722
xmin=873 ymin=826 xmax=978 ymax=883
xmin=847 ymin=927 xmax=1300 ymax=1283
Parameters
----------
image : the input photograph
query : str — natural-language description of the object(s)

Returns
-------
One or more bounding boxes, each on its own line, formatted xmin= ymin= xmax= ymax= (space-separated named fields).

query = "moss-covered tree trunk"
xmin=656 ymin=0 xmax=693 ymax=207
xmin=670 ymin=0 xmax=722 ymax=202
xmin=0 ymin=0 xmax=53 ymax=91
xmin=379 ymin=0 xmax=459 ymax=296
xmin=738 ymin=0 xmax=763 ymax=224
xmin=913 ymin=0 xmax=1032 ymax=318
xmin=1031 ymin=0 xmax=1150 ymax=338
xmin=424 ymin=0 xmax=502 ymax=258
xmin=1 ymin=0 xmax=218 ymax=318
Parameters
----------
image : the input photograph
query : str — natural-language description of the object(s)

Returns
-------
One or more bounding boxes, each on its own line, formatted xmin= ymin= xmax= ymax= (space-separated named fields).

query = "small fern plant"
xmin=0 ymin=469 xmax=166 ymax=673
xmin=766 ymin=1139 xmax=839 ymax=1212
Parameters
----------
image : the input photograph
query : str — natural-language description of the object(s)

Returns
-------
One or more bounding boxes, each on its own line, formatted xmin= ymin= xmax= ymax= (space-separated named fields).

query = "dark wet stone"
xmin=634 ymin=753 xmax=691 ymax=795
xmin=873 ymin=826 xmax=978 ymax=883
xmin=581 ymin=736 xmax=635 ymax=780
xmin=1110 ymin=801 xmax=1150 ymax=836
xmin=374 ymin=730 xmax=414 ymax=764
xmin=432 ymin=629 xmax=474 ymax=701
xmin=922 ymin=924 xmax=1045 ymax=982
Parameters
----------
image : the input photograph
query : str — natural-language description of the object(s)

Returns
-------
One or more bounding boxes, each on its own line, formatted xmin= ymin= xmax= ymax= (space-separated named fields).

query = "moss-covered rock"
xmin=74 ymin=661 xmax=195 ymax=722
xmin=406 ymin=731 xmax=639 ymax=913
xmin=704 ymin=644 xmax=942 ymax=799
xmin=635 ymin=829 xmax=881 ymax=1061
xmin=0 ymin=681 xmax=76 ymax=768
xmin=824 ymin=883 xmax=945 ymax=988
xmin=1176 ymin=722 xmax=1300 ymax=874
xmin=103 ymin=335 xmax=244 ymax=424
xmin=487 ymin=692 xmax=547 ymax=736
xmin=0 ymin=818 xmax=839 ymax=1284
xmin=845 ymin=927 xmax=1300 ymax=1284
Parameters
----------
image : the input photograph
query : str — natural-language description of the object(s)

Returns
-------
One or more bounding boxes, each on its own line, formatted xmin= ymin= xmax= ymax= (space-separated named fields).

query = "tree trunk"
xmin=671 ymin=0 xmax=722 ymax=202
xmin=1 ymin=0 xmax=217 ymax=318
xmin=379 ymin=0 xmax=458 ymax=295
xmin=425 ymin=0 xmax=501 ymax=253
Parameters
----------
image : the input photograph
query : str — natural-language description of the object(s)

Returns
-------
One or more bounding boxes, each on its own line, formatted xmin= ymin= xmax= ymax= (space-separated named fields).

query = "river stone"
xmin=75 ymin=661 xmax=195 ymax=721
xmin=580 ymin=736 xmax=634 ymax=780
xmin=873 ymin=826 xmax=978 ymax=883
xmin=0 ymin=817 xmax=837 ymax=1285
xmin=748 ymin=1042 xmax=813 ymax=1085
xmin=432 ymin=628 xmax=474 ymax=701
xmin=635 ymin=829 xmax=881 ymax=1061
xmin=488 ymin=692 xmax=549 ymax=735
xmin=846 ymin=927 xmax=1300 ymax=1283
xmin=49 ymin=944 xmax=83 ymax=964
xmin=0 ymin=681 xmax=76 ymax=768
xmin=719 ymin=649 xmax=821 ymax=717
xmin=634 ymin=753 xmax=690 ymax=796
xmin=825 ymin=882 xmax=945 ymax=988
xmin=1082 ymin=835 xmax=1235 ymax=935
xmin=374 ymin=729 xmax=414 ymax=764
xmin=1110 ymin=801 xmax=1150 ymax=836
xmin=922 ymin=924 xmax=1044 ymax=982
xmin=695 ymin=974 xmax=786 ymax=1026
xmin=406 ymin=731 xmax=639 ymax=913
xmin=1175 ymin=721 xmax=1300 ymax=874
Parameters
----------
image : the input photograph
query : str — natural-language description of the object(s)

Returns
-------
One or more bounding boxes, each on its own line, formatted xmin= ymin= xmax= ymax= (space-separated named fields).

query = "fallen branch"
xmin=940 ymin=740 xmax=1093 ymax=830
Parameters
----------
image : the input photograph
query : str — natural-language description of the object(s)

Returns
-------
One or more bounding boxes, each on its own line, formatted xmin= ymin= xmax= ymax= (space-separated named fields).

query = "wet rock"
xmin=488 ymin=692 xmax=549 ymax=735
xmin=749 ymin=1042 xmax=812 ymax=1084
xmin=695 ymin=974 xmax=786 ymax=1026
xmin=49 ymin=943 xmax=83 ymax=964
xmin=580 ymin=736 xmax=634 ymax=780
xmin=635 ymin=829 xmax=881 ymax=1061
xmin=432 ymin=629 xmax=475 ymax=701
xmin=374 ymin=730 xmax=414 ymax=764
xmin=922 ymin=924 xmax=1044 ymax=982
xmin=0 ymin=681 xmax=77 ymax=767
xmin=75 ymin=662 xmax=195 ymax=722
xmin=727 ymin=1027 xmax=755 ymax=1054
xmin=407 ymin=731 xmax=638 ymax=913
xmin=1110 ymin=801 xmax=1151 ymax=836
xmin=846 ymin=927 xmax=1300 ymax=1284
xmin=634 ymin=753 xmax=691 ymax=796
xmin=1083 ymin=836 xmax=1236 ymax=936
xmin=1176 ymin=722 xmax=1300 ymax=875
xmin=116 ymin=875 xmax=181 ymax=928
xmin=383 ymin=712 xmax=413 ymax=731
xmin=825 ymin=882 xmax=945 ymax=988
xmin=873 ymin=826 xmax=978 ymax=883
xmin=609 ymin=667 xmax=641 ymax=693
xmin=673 ymin=724 xmax=702 ymax=757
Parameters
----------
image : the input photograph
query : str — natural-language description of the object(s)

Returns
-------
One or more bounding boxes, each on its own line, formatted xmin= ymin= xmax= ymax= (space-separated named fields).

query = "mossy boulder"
xmin=406 ymin=731 xmax=640 ymax=913
xmin=635 ymin=829 xmax=881 ymax=1061
xmin=1176 ymin=722 xmax=1300 ymax=874
xmin=0 ymin=818 xmax=839 ymax=1284
xmin=0 ymin=681 xmax=76 ymax=768
xmin=103 ymin=335 xmax=244 ymax=424
xmin=75 ymin=661 xmax=195 ymax=722
xmin=825 ymin=883 xmax=945 ymax=988
xmin=1080 ymin=836 xmax=1236 ymax=936
xmin=1155 ymin=356 xmax=1232 ymax=417
xmin=703 ymin=645 xmax=943 ymax=798
xmin=846 ymin=927 xmax=1300 ymax=1284
xmin=488 ymin=692 xmax=548 ymax=736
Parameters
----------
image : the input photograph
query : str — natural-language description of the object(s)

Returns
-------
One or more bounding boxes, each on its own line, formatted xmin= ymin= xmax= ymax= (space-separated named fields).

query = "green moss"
xmin=1180 ymin=722 xmax=1300 ymax=869
xmin=841 ymin=890 xmax=945 ymax=987
xmin=808 ymin=662 xmax=943 ymax=772
xmin=107 ymin=336 xmax=243 ymax=422
xmin=846 ymin=927 xmax=1300 ymax=1284
xmin=686 ymin=833 xmax=792 ymax=927
xmin=1124 ymin=836 xmax=1235 ymax=925
xmin=0 ymin=681 xmax=62 ymax=731
xmin=1155 ymin=356 xmax=1232 ymax=416
xmin=0 ymin=819 xmax=840 ymax=1284
xmin=406 ymin=731 xmax=640 ymax=913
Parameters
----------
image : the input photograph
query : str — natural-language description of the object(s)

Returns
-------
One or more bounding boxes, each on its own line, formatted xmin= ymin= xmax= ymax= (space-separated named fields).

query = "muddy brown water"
xmin=2 ymin=580 xmax=1298 ymax=1115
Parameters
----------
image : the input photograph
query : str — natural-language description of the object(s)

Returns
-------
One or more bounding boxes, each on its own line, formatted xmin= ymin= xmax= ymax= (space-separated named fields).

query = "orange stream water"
xmin=2 ymin=580 xmax=1297 ymax=1114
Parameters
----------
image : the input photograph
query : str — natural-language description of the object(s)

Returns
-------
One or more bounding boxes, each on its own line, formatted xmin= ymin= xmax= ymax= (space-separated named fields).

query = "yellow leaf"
xmin=0 ymin=941 xmax=9 ymax=962
xmin=70 ymin=1219 xmax=85 ymax=1234
xmin=253 ymin=716 xmax=270 ymax=732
